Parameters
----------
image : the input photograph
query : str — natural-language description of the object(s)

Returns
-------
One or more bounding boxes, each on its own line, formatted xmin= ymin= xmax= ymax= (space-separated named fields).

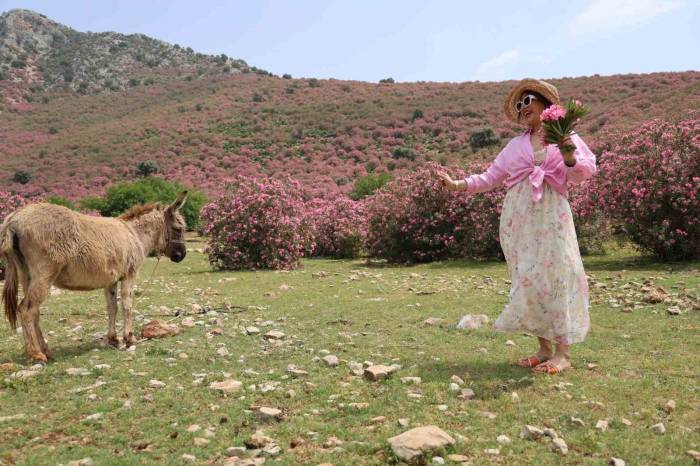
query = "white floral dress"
xmin=494 ymin=147 xmax=590 ymax=344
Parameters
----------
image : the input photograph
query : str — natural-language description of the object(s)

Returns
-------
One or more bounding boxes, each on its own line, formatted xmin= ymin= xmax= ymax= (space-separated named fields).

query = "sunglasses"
xmin=515 ymin=94 xmax=538 ymax=113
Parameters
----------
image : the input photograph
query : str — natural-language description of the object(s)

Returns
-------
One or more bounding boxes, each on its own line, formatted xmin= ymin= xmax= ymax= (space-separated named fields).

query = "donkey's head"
xmin=162 ymin=191 xmax=188 ymax=263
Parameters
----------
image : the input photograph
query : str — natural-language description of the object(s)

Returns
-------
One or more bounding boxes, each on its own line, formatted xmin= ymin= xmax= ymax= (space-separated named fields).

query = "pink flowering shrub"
xmin=365 ymin=163 xmax=504 ymax=262
xmin=201 ymin=177 xmax=312 ymax=270
xmin=593 ymin=113 xmax=699 ymax=260
xmin=306 ymin=196 xmax=367 ymax=259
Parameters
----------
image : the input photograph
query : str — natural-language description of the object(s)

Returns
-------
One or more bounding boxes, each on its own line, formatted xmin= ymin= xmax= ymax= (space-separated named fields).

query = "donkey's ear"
xmin=169 ymin=190 xmax=188 ymax=211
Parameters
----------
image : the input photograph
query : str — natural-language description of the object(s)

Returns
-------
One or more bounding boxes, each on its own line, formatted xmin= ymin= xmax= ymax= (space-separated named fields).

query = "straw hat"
xmin=504 ymin=78 xmax=561 ymax=124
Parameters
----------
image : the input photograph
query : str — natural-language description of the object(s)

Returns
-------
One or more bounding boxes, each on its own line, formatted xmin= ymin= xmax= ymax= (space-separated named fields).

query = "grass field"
xmin=0 ymin=237 xmax=698 ymax=465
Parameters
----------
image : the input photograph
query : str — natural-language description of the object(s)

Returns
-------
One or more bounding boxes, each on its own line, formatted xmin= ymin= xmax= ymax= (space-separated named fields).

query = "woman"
xmin=437 ymin=79 xmax=596 ymax=374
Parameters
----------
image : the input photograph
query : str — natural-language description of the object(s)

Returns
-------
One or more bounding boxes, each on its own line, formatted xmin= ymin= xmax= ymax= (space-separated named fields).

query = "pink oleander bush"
xmin=365 ymin=163 xmax=504 ymax=262
xmin=306 ymin=196 xmax=367 ymax=259
xmin=593 ymin=113 xmax=699 ymax=260
xmin=201 ymin=177 xmax=312 ymax=270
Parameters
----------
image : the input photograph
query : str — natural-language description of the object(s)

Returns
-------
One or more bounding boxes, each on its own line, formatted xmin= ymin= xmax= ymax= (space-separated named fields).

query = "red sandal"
xmin=532 ymin=360 xmax=572 ymax=375
xmin=516 ymin=355 xmax=548 ymax=368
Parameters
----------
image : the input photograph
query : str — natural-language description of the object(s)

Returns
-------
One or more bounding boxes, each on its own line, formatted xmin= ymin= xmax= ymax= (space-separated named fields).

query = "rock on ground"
xmin=387 ymin=426 xmax=455 ymax=462
xmin=141 ymin=320 xmax=179 ymax=339
xmin=209 ymin=379 xmax=243 ymax=393
xmin=456 ymin=314 xmax=489 ymax=330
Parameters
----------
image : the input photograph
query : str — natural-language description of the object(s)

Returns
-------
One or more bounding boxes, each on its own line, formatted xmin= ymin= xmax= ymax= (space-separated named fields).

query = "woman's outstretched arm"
xmin=437 ymin=144 xmax=509 ymax=192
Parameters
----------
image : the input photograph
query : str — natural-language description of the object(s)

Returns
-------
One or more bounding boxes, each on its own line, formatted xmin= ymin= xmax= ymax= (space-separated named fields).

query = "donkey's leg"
xmin=19 ymin=279 xmax=53 ymax=363
xmin=104 ymin=284 xmax=119 ymax=347
xmin=120 ymin=276 xmax=137 ymax=347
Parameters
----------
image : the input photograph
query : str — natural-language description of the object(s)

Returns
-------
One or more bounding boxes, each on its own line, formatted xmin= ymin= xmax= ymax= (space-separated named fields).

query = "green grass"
xmin=1 ymin=238 xmax=698 ymax=465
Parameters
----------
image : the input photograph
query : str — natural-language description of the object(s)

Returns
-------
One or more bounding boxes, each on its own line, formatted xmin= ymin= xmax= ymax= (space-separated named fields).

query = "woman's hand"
xmin=559 ymin=135 xmax=576 ymax=165
xmin=436 ymin=171 xmax=460 ymax=191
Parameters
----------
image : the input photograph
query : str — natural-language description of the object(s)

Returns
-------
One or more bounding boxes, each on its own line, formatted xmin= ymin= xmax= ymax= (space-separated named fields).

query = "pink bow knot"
xmin=529 ymin=165 xmax=546 ymax=203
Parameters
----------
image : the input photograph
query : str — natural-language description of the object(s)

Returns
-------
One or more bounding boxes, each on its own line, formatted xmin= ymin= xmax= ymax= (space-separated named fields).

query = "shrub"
xmin=350 ymin=173 xmax=392 ymax=200
xmin=593 ymin=114 xmax=699 ymax=260
xmin=282 ymin=73 xmax=292 ymax=79
xmin=379 ymin=77 xmax=395 ymax=84
xmin=308 ymin=78 xmax=320 ymax=88
xmin=90 ymin=177 xmax=206 ymax=230
xmin=48 ymin=126 xmax=58 ymax=134
xmin=12 ymin=171 xmax=32 ymax=184
xmin=412 ymin=109 xmax=424 ymax=121
xmin=392 ymin=146 xmax=416 ymax=161
xmin=201 ymin=177 xmax=310 ymax=270
xmin=46 ymin=196 xmax=76 ymax=210
xmin=469 ymin=127 xmax=500 ymax=151
xmin=136 ymin=160 xmax=160 ymax=177
xmin=365 ymin=163 xmax=504 ymax=262
xmin=306 ymin=196 xmax=366 ymax=259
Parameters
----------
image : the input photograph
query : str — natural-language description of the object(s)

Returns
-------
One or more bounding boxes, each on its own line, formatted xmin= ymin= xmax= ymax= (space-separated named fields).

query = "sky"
xmin=1 ymin=0 xmax=698 ymax=82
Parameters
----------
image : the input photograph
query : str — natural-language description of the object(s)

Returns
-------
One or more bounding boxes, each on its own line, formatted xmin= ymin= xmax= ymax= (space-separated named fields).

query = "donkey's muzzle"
xmin=170 ymin=251 xmax=186 ymax=263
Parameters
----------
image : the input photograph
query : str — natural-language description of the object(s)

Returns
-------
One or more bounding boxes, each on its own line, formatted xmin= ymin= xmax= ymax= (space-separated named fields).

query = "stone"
xmin=66 ymin=367 xmax=90 ymax=376
xmin=595 ymin=419 xmax=608 ymax=432
xmin=398 ymin=418 xmax=410 ymax=427
xmin=0 ymin=413 xmax=26 ymax=423
xmin=256 ymin=407 xmax=283 ymax=421
xmin=549 ymin=437 xmax=568 ymax=455
xmin=225 ymin=447 xmax=247 ymax=457
xmin=194 ymin=437 xmax=210 ymax=446
xmin=348 ymin=361 xmax=364 ymax=376
xmin=245 ymin=431 xmax=275 ymax=449
xmin=687 ymin=451 xmax=700 ymax=461
xmin=620 ymin=418 xmax=632 ymax=426
xmin=450 ymin=375 xmax=465 ymax=385
xmin=520 ymin=425 xmax=544 ymax=440
xmin=447 ymin=454 xmax=469 ymax=462
xmin=431 ymin=457 xmax=445 ymax=465
xmin=610 ymin=458 xmax=626 ymax=466
xmin=286 ymin=364 xmax=308 ymax=377
xmin=437 ymin=404 xmax=448 ymax=412
xmin=322 ymin=355 xmax=339 ymax=367
xmin=457 ymin=388 xmax=475 ymax=400
xmin=587 ymin=363 xmax=598 ymax=370
xmin=456 ymin=314 xmax=489 ymax=330
xmin=181 ymin=317 xmax=196 ymax=327
xmin=187 ymin=424 xmax=201 ymax=433
xmin=217 ymin=347 xmax=230 ymax=357
xmin=141 ymin=320 xmax=179 ymax=339
xmin=209 ymin=379 xmax=243 ymax=393
xmin=664 ymin=399 xmax=675 ymax=413
xmin=262 ymin=443 xmax=281 ymax=456
xmin=511 ymin=391 xmax=520 ymax=403
xmin=148 ymin=379 xmax=166 ymax=389
xmin=245 ymin=326 xmax=260 ymax=335
xmin=67 ymin=459 xmax=93 ymax=466
xmin=570 ymin=416 xmax=585 ymax=427
xmin=400 ymin=376 xmax=422 ymax=385
xmin=363 ymin=365 xmax=396 ymax=381
xmin=543 ymin=428 xmax=558 ymax=438
xmin=263 ymin=330 xmax=285 ymax=340
xmin=322 ymin=436 xmax=343 ymax=449
xmin=423 ymin=317 xmax=442 ymax=326
xmin=650 ymin=423 xmax=666 ymax=435
xmin=387 ymin=426 xmax=456 ymax=462
xmin=496 ymin=434 xmax=511 ymax=444
xmin=484 ymin=448 xmax=500 ymax=455
xmin=448 ymin=382 xmax=461 ymax=392
xmin=505 ymin=340 xmax=516 ymax=346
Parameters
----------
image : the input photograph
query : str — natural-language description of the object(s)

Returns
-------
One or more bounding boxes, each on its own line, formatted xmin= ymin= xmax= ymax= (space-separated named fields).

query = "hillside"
xmin=1 ymin=10 xmax=699 ymax=202
xmin=0 ymin=9 xmax=268 ymax=107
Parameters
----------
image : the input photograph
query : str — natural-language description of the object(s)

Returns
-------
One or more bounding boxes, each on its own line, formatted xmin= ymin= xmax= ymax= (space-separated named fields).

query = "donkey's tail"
xmin=1 ymin=219 xmax=19 ymax=330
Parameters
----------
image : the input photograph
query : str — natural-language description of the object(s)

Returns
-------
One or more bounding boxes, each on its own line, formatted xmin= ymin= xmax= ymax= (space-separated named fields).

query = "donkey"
xmin=0 ymin=192 xmax=188 ymax=362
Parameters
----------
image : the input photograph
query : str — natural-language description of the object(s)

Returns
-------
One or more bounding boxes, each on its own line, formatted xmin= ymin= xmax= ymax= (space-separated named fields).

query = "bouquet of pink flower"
xmin=540 ymin=99 xmax=589 ymax=153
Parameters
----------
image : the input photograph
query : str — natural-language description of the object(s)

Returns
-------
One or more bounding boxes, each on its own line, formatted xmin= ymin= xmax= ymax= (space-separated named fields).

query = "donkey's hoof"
xmin=104 ymin=335 xmax=119 ymax=348
xmin=28 ymin=352 xmax=48 ymax=364
xmin=123 ymin=335 xmax=137 ymax=347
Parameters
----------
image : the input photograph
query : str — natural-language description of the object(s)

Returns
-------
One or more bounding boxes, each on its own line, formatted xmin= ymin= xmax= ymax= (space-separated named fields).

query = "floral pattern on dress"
xmin=494 ymin=148 xmax=590 ymax=344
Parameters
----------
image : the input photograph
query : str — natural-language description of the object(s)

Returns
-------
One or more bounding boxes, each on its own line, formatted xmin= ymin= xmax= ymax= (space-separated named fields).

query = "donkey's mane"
xmin=118 ymin=202 xmax=162 ymax=221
